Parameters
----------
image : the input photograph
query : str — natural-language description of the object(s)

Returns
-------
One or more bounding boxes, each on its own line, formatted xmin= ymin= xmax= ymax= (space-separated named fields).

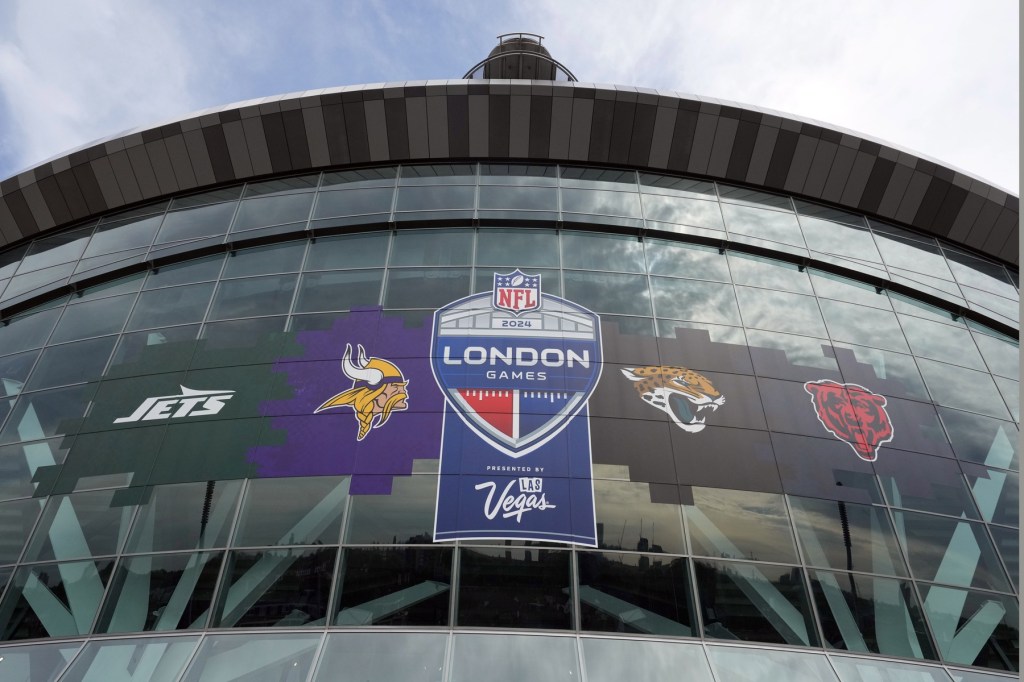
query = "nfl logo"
xmin=493 ymin=270 xmax=541 ymax=316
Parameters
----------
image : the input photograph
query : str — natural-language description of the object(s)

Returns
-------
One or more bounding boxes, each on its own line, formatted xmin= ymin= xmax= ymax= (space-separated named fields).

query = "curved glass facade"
xmin=0 ymin=163 xmax=1016 ymax=680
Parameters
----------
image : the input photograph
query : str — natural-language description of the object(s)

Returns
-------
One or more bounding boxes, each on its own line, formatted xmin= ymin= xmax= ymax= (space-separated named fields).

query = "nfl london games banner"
xmin=431 ymin=270 xmax=603 ymax=546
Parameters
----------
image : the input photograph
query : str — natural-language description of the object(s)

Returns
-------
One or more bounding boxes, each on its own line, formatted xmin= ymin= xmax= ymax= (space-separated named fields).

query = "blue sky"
xmin=0 ymin=0 xmax=1018 ymax=192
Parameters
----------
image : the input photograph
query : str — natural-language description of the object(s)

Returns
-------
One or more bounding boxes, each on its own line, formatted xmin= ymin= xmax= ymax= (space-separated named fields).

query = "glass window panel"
xmin=800 ymin=214 xmax=882 ymax=263
xmin=592 ymin=479 xmax=685 ymax=554
xmin=832 ymin=343 xmax=930 ymax=401
xmin=74 ymin=274 xmax=146 ymax=303
xmin=0 ymin=559 xmax=114 ymax=640
xmin=961 ymin=464 xmax=1018 ymax=527
xmin=155 ymin=202 xmax=236 ymax=244
xmin=222 ymin=242 xmax=306 ymax=278
xmin=0 ymin=640 xmax=82 ymax=682
xmin=900 ymin=315 xmax=986 ymax=370
xmin=706 ymin=646 xmax=840 ymax=681
xmin=478 ymin=185 xmax=557 ymax=210
xmin=313 ymin=632 xmax=447 ymax=682
xmin=457 ymin=547 xmax=571 ymax=629
xmin=686 ymin=487 xmax=798 ymax=563
xmin=108 ymin=325 xmax=201 ymax=378
xmin=24 ymin=336 xmax=115 ymax=391
xmin=395 ymin=185 xmax=474 ymax=211
xmin=179 ymin=632 xmax=321 ymax=682
xmin=830 ymin=656 xmax=953 ymax=682
xmin=207 ymin=274 xmax=297 ymax=320
xmin=963 ymin=287 xmax=1018 ymax=327
xmin=0 ymin=384 xmax=95 ymax=445
xmin=22 ymin=489 xmax=134 ymax=562
xmin=0 ymin=497 xmax=42 ymax=565
xmin=993 ymin=376 xmax=1018 ymax=423
xmin=944 ymin=249 xmax=1016 ymax=300
xmin=49 ymin=293 xmax=134 ymax=343
xmin=695 ymin=559 xmax=818 ymax=646
xmin=0 ymin=307 xmax=62 ymax=356
xmin=938 ymin=408 xmax=1018 ymax=471
xmin=577 ymin=551 xmax=695 ymax=636
xmin=144 ymin=255 xmax=223 ymax=290
xmin=919 ymin=584 xmax=1018 ymax=671
xmin=645 ymin=239 xmax=730 ymax=280
xmin=125 ymin=283 xmax=214 ymax=331
xmin=735 ymin=286 xmax=827 ymax=336
xmin=746 ymin=329 xmax=838 ymax=377
xmin=971 ymin=331 xmax=1019 ymax=380
xmin=561 ymin=188 xmax=642 ymax=217
xmin=476 ymin=228 xmax=559 ymax=267
xmin=890 ymin=293 xmax=963 ymax=326
xmin=335 ymin=547 xmax=451 ymax=626
xmin=233 ymin=477 xmax=347 ymax=547
xmin=19 ymin=226 xmax=92 ymax=275
xmin=562 ymin=231 xmax=645 ymax=272
xmin=390 ymin=229 xmax=473 ymax=266
xmin=170 ymin=187 xmax=242 ymax=210
xmin=125 ymin=480 xmax=243 ymax=553
xmin=345 ymin=475 xmax=436 ymax=544
xmin=790 ymin=496 xmax=908 ymax=576
xmin=0 ymin=440 xmax=67 ymax=503
xmin=560 ymin=166 xmax=636 ymax=189
xmin=876 ymin=451 xmax=979 ymax=519
xmin=728 ymin=253 xmax=813 ymax=294
xmin=480 ymin=163 xmax=557 ymax=184
xmin=243 ymin=175 xmax=318 ymax=198
xmin=400 ymin=164 xmax=475 ymax=184
xmin=917 ymin=359 xmax=1012 ymax=421
xmin=294 ymin=270 xmax=383 ymax=313
xmin=195 ymin=317 xmax=287 ymax=366
xmin=214 ymin=547 xmax=336 ymax=627
xmin=649 ymin=276 xmax=740 ymax=326
xmin=895 ymin=511 xmax=1010 ymax=592
xmin=563 ymin=271 xmax=651 ymax=316
xmin=97 ymin=552 xmax=222 ymax=633
xmin=819 ymin=299 xmax=910 ymax=353
xmin=722 ymin=203 xmax=805 ymax=246
xmin=86 ymin=212 xmax=164 ymax=257
xmin=384 ymin=268 xmax=471 ymax=309
xmin=639 ymin=173 xmax=716 ymax=198
xmin=57 ymin=636 xmax=199 ymax=682
xmin=450 ymin=633 xmax=579 ymax=682
xmin=581 ymin=638 xmax=714 ymax=682
xmin=311 ymin=187 xmax=393 ymax=220
xmin=305 ymin=232 xmax=389 ymax=271
xmin=0 ymin=350 xmax=37 ymax=398
xmin=2 ymin=262 xmax=75 ymax=301
xmin=809 ymin=270 xmax=892 ymax=309
xmin=322 ymin=167 xmax=396 ymax=189
xmin=641 ymin=194 xmax=724 ymax=230
xmin=603 ymin=315 xmax=655 ymax=336
xmin=0 ymin=244 xmax=28 ymax=279
xmin=718 ymin=184 xmax=793 ymax=210
xmin=988 ymin=525 xmax=1018 ymax=592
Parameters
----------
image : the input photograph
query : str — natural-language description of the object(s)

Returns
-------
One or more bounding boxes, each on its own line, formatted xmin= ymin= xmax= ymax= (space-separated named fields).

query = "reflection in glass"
xmin=938 ymin=408 xmax=1018 ymax=472
xmin=917 ymin=359 xmax=1012 ymax=421
xmin=322 ymin=167 xmax=396 ymax=189
xmin=345 ymin=475 xmax=436 ymax=544
xmin=457 ymin=547 xmax=571 ymax=629
xmin=810 ymin=569 xmax=934 ymax=659
xmin=722 ymin=203 xmax=804 ymax=246
xmin=476 ymin=228 xmax=559 ymax=267
xmin=125 ymin=480 xmax=242 ymax=553
xmin=336 ymin=547 xmax=451 ymax=626
xmin=395 ymin=185 xmax=474 ymax=212
xmin=311 ymin=187 xmax=394 ymax=221
xmin=0 ymin=307 xmax=62 ymax=357
xmin=894 ymin=511 xmax=1010 ymax=592
xmin=987 ymin=525 xmax=1018 ymax=592
xmin=920 ymin=584 xmax=1018 ymax=671
xmin=18 ymin=227 xmax=92 ymax=275
xmin=222 ymin=241 xmax=306 ymax=278
xmin=294 ymin=270 xmax=383 ymax=312
xmin=820 ymin=298 xmax=910 ymax=353
xmin=233 ymin=477 xmax=347 ymax=547
xmin=829 ymin=655 xmax=954 ymax=682
xmin=641 ymin=194 xmax=724 ymax=230
xmin=0 ymin=640 xmax=82 ymax=682
xmin=900 ymin=316 xmax=986 ymax=371
xmin=562 ymin=188 xmax=642 ymax=218
xmin=961 ymin=465 xmax=1018 ymax=527
xmin=789 ymin=496 xmax=907 ymax=576
xmin=735 ymin=287 xmax=827 ymax=337
xmin=562 ymin=231 xmax=646 ymax=272
xmin=305 ymin=232 xmax=389 ymax=270
xmin=384 ymin=268 xmax=471 ymax=309
xmin=155 ymin=202 xmax=236 ymax=244
xmin=231 ymin=192 xmax=313 ymax=232
xmin=479 ymin=185 xmax=557 ymax=210
xmin=58 ymin=636 xmax=199 ymax=682
xmin=799 ymin=213 xmax=882 ymax=264
xmin=97 ymin=552 xmax=222 ymax=633
xmin=650 ymin=277 xmax=740 ymax=325
xmin=87 ymin=213 xmax=164 ymax=257
xmin=391 ymin=229 xmax=473 ymax=266
xmin=0 ymin=559 xmax=114 ymax=640
xmin=24 ymin=337 xmax=115 ymax=391
xmin=645 ymin=239 xmax=730 ymax=280
xmin=23 ymin=489 xmax=134 ymax=563
xmin=144 ymin=256 xmax=224 ymax=290
xmin=563 ymin=271 xmax=652 ymax=316
xmin=592 ymin=479 xmax=685 ymax=554
xmin=581 ymin=638 xmax=714 ymax=682
xmin=686 ymin=487 xmax=798 ymax=563
xmin=729 ymin=253 xmax=813 ymax=294
xmin=0 ymin=439 xmax=69 ymax=502
xmin=0 ymin=497 xmax=42 ymax=565
xmin=215 ymin=547 xmax=336 ymax=627
xmin=707 ymin=645 xmax=839 ymax=681
xmin=314 ymin=633 xmax=447 ymax=682
xmin=207 ymin=274 xmax=298 ymax=320
xmin=718 ymin=184 xmax=793 ymax=210
xmin=0 ymin=384 xmax=95 ymax=445
xmin=50 ymin=294 xmax=134 ymax=344
xmin=876 ymin=452 xmax=980 ymax=520
xmin=126 ymin=283 xmax=214 ymax=331
xmin=179 ymin=633 xmax=321 ymax=682
xmin=577 ymin=551 xmax=694 ymax=636
xmin=450 ymin=633 xmax=579 ymax=682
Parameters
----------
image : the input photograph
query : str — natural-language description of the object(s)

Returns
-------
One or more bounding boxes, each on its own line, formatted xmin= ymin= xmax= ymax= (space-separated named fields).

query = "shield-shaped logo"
xmin=492 ymin=269 xmax=541 ymax=316
xmin=432 ymin=271 xmax=602 ymax=458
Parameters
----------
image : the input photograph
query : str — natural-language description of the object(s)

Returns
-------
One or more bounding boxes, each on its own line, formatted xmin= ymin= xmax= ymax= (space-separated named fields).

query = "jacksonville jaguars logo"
xmin=804 ymin=380 xmax=893 ymax=461
xmin=315 ymin=344 xmax=409 ymax=440
xmin=621 ymin=365 xmax=725 ymax=433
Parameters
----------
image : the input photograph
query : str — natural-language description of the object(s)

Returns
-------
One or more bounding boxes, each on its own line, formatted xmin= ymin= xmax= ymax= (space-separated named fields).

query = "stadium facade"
xmin=0 ymin=34 xmax=1017 ymax=682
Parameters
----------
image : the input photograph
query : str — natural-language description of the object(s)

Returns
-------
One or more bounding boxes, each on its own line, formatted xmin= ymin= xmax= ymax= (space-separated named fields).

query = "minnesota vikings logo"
xmin=804 ymin=380 xmax=893 ymax=461
xmin=315 ymin=344 xmax=409 ymax=440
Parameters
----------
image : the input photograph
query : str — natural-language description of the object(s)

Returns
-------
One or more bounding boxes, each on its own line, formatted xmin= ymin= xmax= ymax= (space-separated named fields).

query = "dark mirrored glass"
xmin=345 ymin=475 xmax=436 ymax=544
xmin=563 ymin=271 xmax=651 ymax=316
xmin=987 ymin=525 xmax=1018 ymax=592
xmin=562 ymin=231 xmax=645 ymax=272
xmin=207 ymin=274 xmax=297 ymax=320
xmin=457 ymin=546 xmax=571 ymax=629
xmin=799 ymin=214 xmax=882 ymax=263
xmin=746 ymin=329 xmax=838 ymax=379
xmin=312 ymin=187 xmax=394 ymax=219
xmin=126 ymin=283 xmax=214 ymax=331
xmin=125 ymin=480 xmax=242 ymax=553
xmin=718 ymin=184 xmax=792 ymax=209
xmin=642 ymin=194 xmax=724 ymax=230
xmin=0 ymin=384 xmax=95 ymax=445
xmin=476 ymin=228 xmax=559 ymax=267
xmin=790 ymin=496 xmax=908 ymax=576
xmin=895 ymin=511 xmax=1010 ymax=592
xmin=19 ymin=227 xmax=92 ymax=275
xmin=0 ymin=497 xmax=42 ymax=565
xmin=961 ymin=464 xmax=1018 ymax=527
xmin=810 ymin=270 xmax=892 ymax=309
xmin=144 ymin=255 xmax=223 ymax=290
xmin=938 ymin=408 xmax=1017 ymax=471
xmin=478 ymin=185 xmax=557 ymax=210
xmin=233 ymin=477 xmax=347 ymax=547
xmin=722 ymin=203 xmax=804 ymax=246
xmin=49 ymin=293 xmax=134 ymax=343
xmin=222 ymin=241 xmax=306 ymax=278
xmin=480 ymin=163 xmax=557 ymax=185
xmin=2 ymin=263 xmax=75 ymax=301
xmin=876 ymin=451 xmax=979 ymax=519
xmin=108 ymin=325 xmax=200 ymax=377
xmin=155 ymin=202 xmax=236 ymax=244
xmin=645 ymin=239 xmax=730 ymax=280
xmin=650 ymin=277 xmax=741 ymax=325
xmin=820 ymin=299 xmax=909 ymax=353
xmin=395 ymin=185 xmax=474 ymax=211
xmin=400 ymin=164 xmax=475 ymax=184
xmin=335 ymin=547 xmax=451 ymax=625
xmin=22 ymin=489 xmax=134 ymax=562
xmin=170 ymin=187 xmax=242 ymax=210
xmin=592 ymin=479 xmax=685 ymax=553
xmin=560 ymin=166 xmax=636 ymax=189
xmin=735 ymin=287 xmax=827 ymax=336
xmin=390 ymin=229 xmax=472 ymax=266
xmin=313 ymin=632 xmax=448 ymax=682
xmin=900 ymin=315 xmax=986 ymax=371
xmin=0 ymin=559 xmax=114 ymax=640
xmin=294 ymin=270 xmax=382 ymax=312
xmin=831 ymin=343 xmax=930 ymax=402
xmin=728 ymin=253 xmax=813 ymax=294
xmin=561 ymin=188 xmax=642 ymax=218
xmin=0 ymin=307 xmax=62 ymax=356
xmin=24 ymin=337 xmax=114 ymax=391
xmin=0 ymin=349 xmax=36 ymax=397
xmin=943 ymin=249 xmax=1016 ymax=299
xmin=0 ymin=439 xmax=69 ymax=502
xmin=686 ymin=487 xmax=798 ymax=563
xmin=993 ymin=376 xmax=1018 ymax=423
xmin=305 ymin=232 xmax=389 ymax=270
xmin=231 ymin=193 xmax=313 ymax=232
xmin=917 ymin=359 xmax=1012 ymax=421
xmin=919 ymin=584 xmax=1018 ymax=671
xmin=384 ymin=268 xmax=471 ymax=309
xmin=322 ymin=167 xmax=396 ymax=189
xmin=86 ymin=213 xmax=163 ymax=257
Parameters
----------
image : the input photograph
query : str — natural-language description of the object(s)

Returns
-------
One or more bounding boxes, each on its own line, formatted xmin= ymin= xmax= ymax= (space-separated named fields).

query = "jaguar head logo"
xmin=315 ymin=344 xmax=409 ymax=440
xmin=804 ymin=380 xmax=893 ymax=461
xmin=621 ymin=365 xmax=725 ymax=433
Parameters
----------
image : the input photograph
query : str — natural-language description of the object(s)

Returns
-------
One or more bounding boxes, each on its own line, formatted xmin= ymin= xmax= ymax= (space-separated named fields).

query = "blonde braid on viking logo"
xmin=621 ymin=365 xmax=725 ymax=433
xmin=315 ymin=344 xmax=409 ymax=440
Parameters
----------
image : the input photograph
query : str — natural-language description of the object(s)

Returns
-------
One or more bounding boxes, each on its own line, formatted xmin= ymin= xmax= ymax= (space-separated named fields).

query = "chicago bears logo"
xmin=621 ymin=365 xmax=725 ymax=433
xmin=315 ymin=344 xmax=409 ymax=440
xmin=804 ymin=380 xmax=893 ymax=461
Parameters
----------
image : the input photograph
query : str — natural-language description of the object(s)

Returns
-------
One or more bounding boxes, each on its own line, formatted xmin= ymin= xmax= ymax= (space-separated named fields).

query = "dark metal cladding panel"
xmin=260 ymin=112 xmax=293 ymax=173
xmin=3 ymin=190 xmax=37 ymax=236
xmin=89 ymin=157 xmax=126 ymax=207
xmin=566 ymin=96 xmax=593 ymax=161
xmin=626 ymin=103 xmax=656 ymax=167
xmin=763 ymin=129 xmax=799 ymax=190
xmin=1004 ymin=194 xmax=1018 ymax=211
xmin=686 ymin=112 xmax=718 ymax=175
xmin=820 ymin=145 xmax=857 ymax=204
xmin=647 ymin=105 xmax=677 ymax=169
xmin=144 ymin=140 xmax=180 ymax=195
xmin=36 ymin=174 xmax=72 ymax=226
xmin=587 ymin=98 xmax=614 ymax=164
xmin=948 ymin=192 xmax=986 ymax=243
xmin=783 ymin=134 xmax=818 ymax=194
xmin=70 ymin=162 xmax=108 ymax=215
xmin=222 ymin=121 xmax=255 ymax=178
xmin=745 ymin=124 xmax=779 ymax=186
xmin=0 ymin=177 xmax=17 ymax=195
xmin=488 ymin=94 xmax=510 ymax=158
xmin=548 ymin=95 xmax=572 ymax=160
xmin=801 ymin=140 xmax=838 ymax=198
xmin=839 ymin=151 xmax=876 ymax=208
xmin=930 ymin=183 xmax=967 ymax=236
xmin=607 ymin=100 xmax=635 ymax=165
xmin=508 ymin=95 xmax=530 ymax=158
xmin=240 ymin=117 xmax=273 ymax=176
xmin=301 ymin=107 xmax=331 ymax=167
xmin=894 ymin=170 xmax=931 ymax=225
xmin=910 ymin=177 xmax=951 ymax=231
xmin=363 ymin=99 xmax=390 ymax=162
xmin=982 ymin=207 xmax=1017 ymax=255
xmin=183 ymin=129 xmax=217 ymax=186
xmin=856 ymin=157 xmax=895 ymax=214
xmin=963 ymin=200 xmax=1003 ymax=251
xmin=384 ymin=98 xmax=411 ymax=160
xmin=997 ymin=227 xmax=1018 ymax=265
xmin=666 ymin=108 xmax=699 ymax=173
xmin=425 ymin=95 xmax=449 ymax=159
xmin=202 ymin=125 xmax=237 ymax=183
xmin=876 ymin=163 xmax=914 ymax=218
xmin=405 ymin=97 xmax=429 ymax=159
xmin=343 ymin=101 xmax=371 ymax=164
xmin=162 ymin=135 xmax=198 ymax=192
xmin=467 ymin=94 xmax=489 ymax=157
xmin=724 ymin=119 xmax=758 ymax=181
xmin=107 ymin=149 xmax=144 ymax=204
xmin=0 ymin=197 xmax=19 ymax=243
xmin=528 ymin=95 xmax=552 ymax=159
xmin=54 ymin=168 xmax=90 ymax=219
xmin=706 ymin=115 xmax=738 ymax=178
xmin=322 ymin=102 xmax=352 ymax=165
xmin=21 ymin=183 xmax=54 ymax=230
xmin=448 ymin=95 xmax=471 ymax=158
xmin=282 ymin=108 xmax=313 ymax=169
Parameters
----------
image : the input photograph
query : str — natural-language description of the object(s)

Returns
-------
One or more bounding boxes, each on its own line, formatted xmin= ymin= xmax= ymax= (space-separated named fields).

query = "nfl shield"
xmin=492 ymin=269 xmax=541 ymax=315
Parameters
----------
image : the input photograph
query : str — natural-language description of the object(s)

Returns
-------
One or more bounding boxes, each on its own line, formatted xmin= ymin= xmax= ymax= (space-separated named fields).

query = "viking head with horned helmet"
xmin=315 ymin=344 xmax=409 ymax=440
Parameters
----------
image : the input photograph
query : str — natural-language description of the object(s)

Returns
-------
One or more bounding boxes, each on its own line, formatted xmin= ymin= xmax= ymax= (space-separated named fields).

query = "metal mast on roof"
xmin=463 ymin=33 xmax=578 ymax=81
